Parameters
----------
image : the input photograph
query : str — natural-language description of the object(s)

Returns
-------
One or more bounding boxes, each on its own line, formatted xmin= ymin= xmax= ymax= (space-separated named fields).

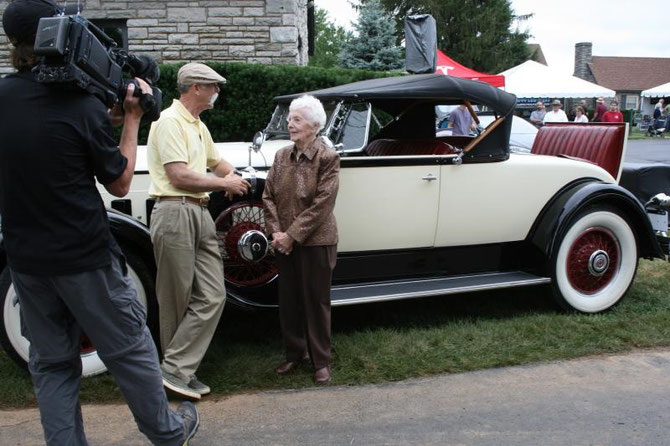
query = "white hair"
xmin=289 ymin=94 xmax=327 ymax=132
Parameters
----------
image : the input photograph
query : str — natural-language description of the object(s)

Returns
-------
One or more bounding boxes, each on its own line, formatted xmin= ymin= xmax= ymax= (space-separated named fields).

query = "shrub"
xmin=135 ymin=62 xmax=399 ymax=144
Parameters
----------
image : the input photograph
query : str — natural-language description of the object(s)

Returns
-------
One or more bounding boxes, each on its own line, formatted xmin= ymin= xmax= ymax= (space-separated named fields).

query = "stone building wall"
xmin=0 ymin=0 xmax=308 ymax=74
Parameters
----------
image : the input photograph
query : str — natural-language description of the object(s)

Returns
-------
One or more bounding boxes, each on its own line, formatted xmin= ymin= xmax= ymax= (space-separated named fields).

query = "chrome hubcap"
xmin=237 ymin=230 xmax=269 ymax=263
xmin=588 ymin=249 xmax=610 ymax=276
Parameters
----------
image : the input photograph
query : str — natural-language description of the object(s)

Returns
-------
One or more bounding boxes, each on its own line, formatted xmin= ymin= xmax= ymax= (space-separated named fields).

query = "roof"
xmin=275 ymin=74 xmax=517 ymax=116
xmin=589 ymin=56 xmax=670 ymax=92
xmin=528 ymin=44 xmax=547 ymax=66
xmin=499 ymin=60 xmax=615 ymax=99
xmin=435 ymin=50 xmax=505 ymax=88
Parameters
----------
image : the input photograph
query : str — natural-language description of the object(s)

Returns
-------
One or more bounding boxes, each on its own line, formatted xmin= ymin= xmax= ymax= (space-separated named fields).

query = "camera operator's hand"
xmin=108 ymin=78 xmax=153 ymax=126
xmin=123 ymin=78 xmax=152 ymax=121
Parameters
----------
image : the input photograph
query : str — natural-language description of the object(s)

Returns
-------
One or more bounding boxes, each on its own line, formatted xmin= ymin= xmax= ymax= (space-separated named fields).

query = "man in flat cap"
xmin=0 ymin=1 xmax=199 ymax=445
xmin=148 ymin=62 xmax=249 ymax=399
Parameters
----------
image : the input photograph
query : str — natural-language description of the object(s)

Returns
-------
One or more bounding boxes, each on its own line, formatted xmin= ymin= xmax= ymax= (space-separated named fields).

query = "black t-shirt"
xmin=0 ymin=70 xmax=127 ymax=275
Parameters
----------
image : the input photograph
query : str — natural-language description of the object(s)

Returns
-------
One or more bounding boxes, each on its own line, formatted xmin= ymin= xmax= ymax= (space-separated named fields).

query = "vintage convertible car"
xmin=2 ymin=74 xmax=669 ymax=376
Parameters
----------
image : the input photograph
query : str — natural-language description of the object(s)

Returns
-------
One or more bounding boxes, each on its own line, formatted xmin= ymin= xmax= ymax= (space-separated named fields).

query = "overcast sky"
xmin=314 ymin=0 xmax=669 ymax=76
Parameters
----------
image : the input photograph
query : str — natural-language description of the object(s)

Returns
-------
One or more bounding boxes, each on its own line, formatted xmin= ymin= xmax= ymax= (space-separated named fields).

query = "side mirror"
xmin=252 ymin=131 xmax=265 ymax=153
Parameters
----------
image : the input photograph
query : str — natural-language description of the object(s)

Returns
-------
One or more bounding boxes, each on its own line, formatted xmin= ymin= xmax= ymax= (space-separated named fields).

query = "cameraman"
xmin=0 ymin=1 xmax=198 ymax=445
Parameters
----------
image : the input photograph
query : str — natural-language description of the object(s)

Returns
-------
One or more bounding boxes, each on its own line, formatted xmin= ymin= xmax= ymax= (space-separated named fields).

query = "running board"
xmin=331 ymin=271 xmax=550 ymax=306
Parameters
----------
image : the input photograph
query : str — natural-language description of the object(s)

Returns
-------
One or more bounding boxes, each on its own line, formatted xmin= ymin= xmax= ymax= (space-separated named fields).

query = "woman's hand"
xmin=272 ymin=232 xmax=294 ymax=255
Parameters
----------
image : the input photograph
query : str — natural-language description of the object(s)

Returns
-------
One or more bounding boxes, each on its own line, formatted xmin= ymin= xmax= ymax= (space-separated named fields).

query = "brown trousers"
xmin=277 ymin=244 xmax=337 ymax=370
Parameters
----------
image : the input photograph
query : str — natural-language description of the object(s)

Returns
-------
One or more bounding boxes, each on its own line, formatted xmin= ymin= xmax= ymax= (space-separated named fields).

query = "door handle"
xmin=422 ymin=174 xmax=437 ymax=181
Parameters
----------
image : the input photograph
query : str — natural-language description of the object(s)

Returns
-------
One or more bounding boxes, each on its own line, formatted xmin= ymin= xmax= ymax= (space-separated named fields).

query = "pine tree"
xmin=339 ymin=0 xmax=404 ymax=71
xmin=309 ymin=8 xmax=351 ymax=69
xmin=361 ymin=0 xmax=531 ymax=73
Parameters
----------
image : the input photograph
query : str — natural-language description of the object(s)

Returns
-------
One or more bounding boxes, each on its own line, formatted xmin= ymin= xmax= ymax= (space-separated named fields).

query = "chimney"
xmin=574 ymin=42 xmax=594 ymax=82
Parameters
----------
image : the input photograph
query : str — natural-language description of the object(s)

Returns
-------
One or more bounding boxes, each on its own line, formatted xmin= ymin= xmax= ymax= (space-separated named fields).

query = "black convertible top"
xmin=275 ymin=74 xmax=517 ymax=116
xmin=275 ymin=74 xmax=517 ymax=161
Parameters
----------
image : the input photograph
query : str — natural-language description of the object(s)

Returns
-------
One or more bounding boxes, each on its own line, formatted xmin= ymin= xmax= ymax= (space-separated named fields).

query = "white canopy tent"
xmin=499 ymin=60 xmax=616 ymax=100
xmin=640 ymin=81 xmax=670 ymax=117
xmin=642 ymin=81 xmax=670 ymax=97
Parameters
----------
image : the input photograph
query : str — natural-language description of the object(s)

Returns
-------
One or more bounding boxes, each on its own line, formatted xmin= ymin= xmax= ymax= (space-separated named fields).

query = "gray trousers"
xmin=10 ymin=253 xmax=184 ymax=446
xmin=150 ymin=199 xmax=226 ymax=381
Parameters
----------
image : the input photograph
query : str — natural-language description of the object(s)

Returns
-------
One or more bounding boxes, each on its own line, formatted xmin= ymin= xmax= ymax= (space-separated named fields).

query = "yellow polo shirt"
xmin=147 ymin=99 xmax=221 ymax=198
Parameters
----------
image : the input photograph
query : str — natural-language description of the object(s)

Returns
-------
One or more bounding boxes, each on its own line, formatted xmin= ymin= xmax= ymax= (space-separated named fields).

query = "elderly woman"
xmin=262 ymin=94 xmax=340 ymax=384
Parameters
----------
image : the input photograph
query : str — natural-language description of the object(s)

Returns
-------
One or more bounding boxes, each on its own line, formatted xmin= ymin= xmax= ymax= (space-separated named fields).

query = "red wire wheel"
xmin=215 ymin=202 xmax=278 ymax=287
xmin=566 ymin=228 xmax=619 ymax=294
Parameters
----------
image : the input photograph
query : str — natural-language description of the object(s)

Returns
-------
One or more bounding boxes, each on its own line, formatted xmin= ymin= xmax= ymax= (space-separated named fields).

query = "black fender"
xmin=0 ymin=213 xmax=153 ymax=275
xmin=528 ymin=178 xmax=664 ymax=269
xmin=0 ymin=232 xmax=6 ymax=274
xmin=107 ymin=209 xmax=156 ymax=274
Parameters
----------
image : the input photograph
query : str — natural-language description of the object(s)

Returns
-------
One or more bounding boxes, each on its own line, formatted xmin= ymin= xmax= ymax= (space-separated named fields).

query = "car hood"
xmin=134 ymin=139 xmax=292 ymax=172
xmin=215 ymin=139 xmax=293 ymax=170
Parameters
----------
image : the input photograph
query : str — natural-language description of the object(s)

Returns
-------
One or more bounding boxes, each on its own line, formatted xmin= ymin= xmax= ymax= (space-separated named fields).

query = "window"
xmin=264 ymin=102 xmax=338 ymax=140
xmin=336 ymin=103 xmax=370 ymax=151
xmin=624 ymin=94 xmax=639 ymax=111
xmin=90 ymin=19 xmax=128 ymax=50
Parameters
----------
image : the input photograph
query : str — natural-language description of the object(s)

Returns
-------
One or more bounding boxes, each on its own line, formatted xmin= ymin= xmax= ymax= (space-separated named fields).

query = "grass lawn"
xmin=2 ymin=259 xmax=670 ymax=409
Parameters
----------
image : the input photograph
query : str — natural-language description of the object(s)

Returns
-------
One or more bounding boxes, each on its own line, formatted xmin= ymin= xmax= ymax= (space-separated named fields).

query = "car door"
xmin=335 ymin=156 xmax=442 ymax=253
xmin=328 ymin=102 xmax=442 ymax=253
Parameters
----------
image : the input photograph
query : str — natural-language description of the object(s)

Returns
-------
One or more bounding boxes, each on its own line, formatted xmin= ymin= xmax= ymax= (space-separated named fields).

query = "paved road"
xmin=625 ymin=138 xmax=670 ymax=164
xmin=3 ymin=349 xmax=670 ymax=445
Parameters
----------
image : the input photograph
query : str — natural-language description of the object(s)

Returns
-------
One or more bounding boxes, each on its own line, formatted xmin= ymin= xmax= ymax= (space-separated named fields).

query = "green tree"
xmin=339 ymin=0 xmax=404 ymax=71
xmin=360 ymin=0 xmax=531 ymax=73
xmin=309 ymin=8 xmax=351 ymax=69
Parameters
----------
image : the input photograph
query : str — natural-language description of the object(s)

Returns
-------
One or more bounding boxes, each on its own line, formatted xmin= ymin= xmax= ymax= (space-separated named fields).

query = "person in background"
xmin=602 ymin=101 xmax=624 ymax=123
xmin=147 ymin=63 xmax=249 ymax=400
xmin=592 ymin=97 xmax=607 ymax=122
xmin=263 ymin=94 xmax=340 ymax=385
xmin=0 ymin=1 xmax=199 ymax=444
xmin=543 ymin=99 xmax=568 ymax=123
xmin=574 ymin=106 xmax=589 ymax=123
xmin=449 ymin=103 xmax=477 ymax=136
xmin=529 ymin=101 xmax=546 ymax=127
xmin=653 ymin=100 xmax=663 ymax=120
xmin=579 ymin=99 xmax=589 ymax=118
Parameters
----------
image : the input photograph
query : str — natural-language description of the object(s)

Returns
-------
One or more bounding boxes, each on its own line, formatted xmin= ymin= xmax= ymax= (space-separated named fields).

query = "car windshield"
xmin=265 ymin=102 xmax=338 ymax=140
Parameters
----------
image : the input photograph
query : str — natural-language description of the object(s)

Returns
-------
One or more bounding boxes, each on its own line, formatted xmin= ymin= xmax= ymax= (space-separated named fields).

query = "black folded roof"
xmin=275 ymin=73 xmax=517 ymax=116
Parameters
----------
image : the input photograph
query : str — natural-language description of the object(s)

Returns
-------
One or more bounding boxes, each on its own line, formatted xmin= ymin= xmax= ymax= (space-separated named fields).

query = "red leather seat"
xmin=365 ymin=139 xmax=455 ymax=157
xmin=531 ymin=123 xmax=626 ymax=180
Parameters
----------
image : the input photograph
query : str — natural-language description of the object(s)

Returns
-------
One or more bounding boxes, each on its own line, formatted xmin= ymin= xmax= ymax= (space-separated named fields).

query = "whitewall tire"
xmin=0 ymin=250 xmax=153 ymax=377
xmin=551 ymin=208 xmax=638 ymax=313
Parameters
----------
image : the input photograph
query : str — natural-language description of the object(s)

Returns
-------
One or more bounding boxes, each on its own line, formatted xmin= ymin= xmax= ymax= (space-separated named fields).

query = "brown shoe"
xmin=275 ymin=360 xmax=300 ymax=375
xmin=314 ymin=366 xmax=331 ymax=385
xmin=274 ymin=355 xmax=309 ymax=375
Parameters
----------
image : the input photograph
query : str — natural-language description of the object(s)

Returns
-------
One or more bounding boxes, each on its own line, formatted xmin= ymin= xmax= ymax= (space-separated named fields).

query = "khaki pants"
xmin=150 ymin=199 xmax=226 ymax=380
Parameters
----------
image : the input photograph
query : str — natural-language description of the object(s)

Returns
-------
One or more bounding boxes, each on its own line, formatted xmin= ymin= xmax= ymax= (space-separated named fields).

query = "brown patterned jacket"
xmin=262 ymin=137 xmax=339 ymax=246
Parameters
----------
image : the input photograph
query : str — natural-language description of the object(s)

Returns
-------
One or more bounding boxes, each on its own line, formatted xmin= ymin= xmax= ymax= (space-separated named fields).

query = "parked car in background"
xmin=478 ymin=113 xmax=538 ymax=153
xmin=2 ymin=74 xmax=668 ymax=376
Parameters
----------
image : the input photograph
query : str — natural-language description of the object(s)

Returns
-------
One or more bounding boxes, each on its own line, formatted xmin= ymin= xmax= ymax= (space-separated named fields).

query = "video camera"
xmin=32 ymin=13 xmax=162 ymax=121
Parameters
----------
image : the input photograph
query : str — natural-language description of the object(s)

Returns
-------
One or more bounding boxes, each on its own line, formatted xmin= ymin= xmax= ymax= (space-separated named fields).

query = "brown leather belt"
xmin=156 ymin=196 xmax=210 ymax=207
